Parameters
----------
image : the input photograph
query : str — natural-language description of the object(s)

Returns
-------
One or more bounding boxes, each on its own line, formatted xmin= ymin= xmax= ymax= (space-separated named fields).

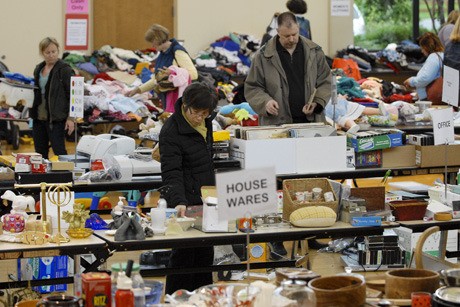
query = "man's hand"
xmin=266 ymin=100 xmax=279 ymax=116
xmin=175 ymin=205 xmax=187 ymax=217
xmin=65 ymin=119 xmax=75 ymax=135
xmin=302 ymin=102 xmax=317 ymax=115
xmin=126 ymin=87 xmax=141 ymax=97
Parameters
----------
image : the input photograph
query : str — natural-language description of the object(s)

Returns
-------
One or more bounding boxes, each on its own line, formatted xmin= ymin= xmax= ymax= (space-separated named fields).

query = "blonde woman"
xmin=438 ymin=10 xmax=459 ymax=46
xmin=31 ymin=37 xmax=74 ymax=159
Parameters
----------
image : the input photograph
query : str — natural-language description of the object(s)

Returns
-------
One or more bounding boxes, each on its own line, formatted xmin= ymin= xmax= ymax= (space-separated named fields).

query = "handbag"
xmin=426 ymin=53 xmax=444 ymax=105
xmin=426 ymin=76 xmax=443 ymax=105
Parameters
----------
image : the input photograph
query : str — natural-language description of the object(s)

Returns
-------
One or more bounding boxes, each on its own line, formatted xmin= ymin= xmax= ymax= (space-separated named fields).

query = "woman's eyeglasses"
xmin=188 ymin=108 xmax=211 ymax=119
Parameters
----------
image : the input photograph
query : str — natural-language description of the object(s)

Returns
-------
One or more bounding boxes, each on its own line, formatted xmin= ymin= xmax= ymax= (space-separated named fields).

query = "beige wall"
xmin=0 ymin=0 xmax=353 ymax=76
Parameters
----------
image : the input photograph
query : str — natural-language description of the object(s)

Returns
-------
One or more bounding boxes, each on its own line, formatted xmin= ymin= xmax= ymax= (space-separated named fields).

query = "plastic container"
xmin=389 ymin=200 xmax=428 ymax=221
xmin=272 ymin=279 xmax=316 ymax=307
xmin=115 ymin=271 xmax=134 ymax=306
xmin=111 ymin=262 xmax=145 ymax=306
xmin=133 ymin=288 xmax=146 ymax=307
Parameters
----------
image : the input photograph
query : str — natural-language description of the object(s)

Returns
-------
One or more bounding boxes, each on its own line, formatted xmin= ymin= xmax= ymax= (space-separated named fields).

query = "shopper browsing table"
xmin=245 ymin=11 xmax=332 ymax=257
xmin=159 ymin=82 xmax=218 ymax=294
xmin=31 ymin=37 xmax=75 ymax=159
xmin=127 ymin=24 xmax=198 ymax=111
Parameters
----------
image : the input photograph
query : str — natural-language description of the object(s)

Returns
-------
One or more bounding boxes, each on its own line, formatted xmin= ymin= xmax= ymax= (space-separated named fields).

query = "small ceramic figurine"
xmin=1 ymin=190 xmax=35 ymax=218
xmin=62 ymin=203 xmax=90 ymax=229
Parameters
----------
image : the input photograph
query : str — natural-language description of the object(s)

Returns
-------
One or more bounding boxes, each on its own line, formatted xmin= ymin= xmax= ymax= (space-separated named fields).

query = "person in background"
xmin=31 ymin=37 xmax=74 ymax=159
xmin=286 ymin=0 xmax=312 ymax=40
xmin=438 ymin=10 xmax=459 ymax=47
xmin=444 ymin=16 xmax=460 ymax=71
xmin=245 ymin=12 xmax=331 ymax=257
xmin=159 ymin=82 xmax=218 ymax=294
xmin=404 ymin=32 xmax=444 ymax=101
xmin=127 ymin=24 xmax=198 ymax=109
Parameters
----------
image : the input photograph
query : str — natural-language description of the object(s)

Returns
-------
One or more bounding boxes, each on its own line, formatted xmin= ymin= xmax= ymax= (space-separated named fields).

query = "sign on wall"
xmin=66 ymin=0 xmax=88 ymax=14
xmin=65 ymin=14 xmax=88 ymax=50
xmin=331 ymin=0 xmax=351 ymax=16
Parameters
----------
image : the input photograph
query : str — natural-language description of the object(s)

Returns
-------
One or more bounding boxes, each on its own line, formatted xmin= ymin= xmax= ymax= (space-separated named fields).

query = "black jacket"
xmin=31 ymin=59 xmax=74 ymax=122
xmin=159 ymin=98 xmax=215 ymax=207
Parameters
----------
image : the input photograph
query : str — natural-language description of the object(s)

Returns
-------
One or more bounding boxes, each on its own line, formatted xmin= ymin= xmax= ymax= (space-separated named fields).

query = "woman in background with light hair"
xmin=444 ymin=16 xmax=460 ymax=71
xmin=438 ymin=10 xmax=459 ymax=46
xmin=127 ymin=24 xmax=198 ymax=107
xmin=31 ymin=37 xmax=74 ymax=159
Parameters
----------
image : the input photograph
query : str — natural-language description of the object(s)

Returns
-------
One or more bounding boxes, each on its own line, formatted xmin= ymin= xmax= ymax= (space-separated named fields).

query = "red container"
xmin=389 ymin=200 xmax=428 ymax=221
xmin=81 ymin=272 xmax=111 ymax=307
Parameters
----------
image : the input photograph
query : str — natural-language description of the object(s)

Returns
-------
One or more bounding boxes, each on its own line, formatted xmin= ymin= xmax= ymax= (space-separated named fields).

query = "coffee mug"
xmin=36 ymin=295 xmax=84 ymax=307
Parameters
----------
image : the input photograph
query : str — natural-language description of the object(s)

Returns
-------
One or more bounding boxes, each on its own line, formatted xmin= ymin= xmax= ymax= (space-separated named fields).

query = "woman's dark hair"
xmin=286 ymin=0 xmax=307 ymax=14
xmin=182 ymin=82 xmax=218 ymax=113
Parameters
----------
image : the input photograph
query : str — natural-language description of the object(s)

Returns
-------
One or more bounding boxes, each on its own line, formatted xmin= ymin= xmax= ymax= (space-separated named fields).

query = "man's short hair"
xmin=277 ymin=12 xmax=298 ymax=28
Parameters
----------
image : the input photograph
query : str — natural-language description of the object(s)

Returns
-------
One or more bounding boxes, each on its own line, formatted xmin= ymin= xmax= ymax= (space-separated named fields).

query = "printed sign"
xmin=66 ymin=0 xmax=88 ymax=14
xmin=331 ymin=0 xmax=351 ymax=16
xmin=430 ymin=107 xmax=455 ymax=145
xmin=216 ymin=167 xmax=277 ymax=221
xmin=65 ymin=14 xmax=88 ymax=50
xmin=69 ymin=76 xmax=84 ymax=118
xmin=442 ymin=65 xmax=459 ymax=107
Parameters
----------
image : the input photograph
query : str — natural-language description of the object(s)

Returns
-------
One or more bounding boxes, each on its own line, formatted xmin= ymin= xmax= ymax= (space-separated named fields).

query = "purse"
xmin=426 ymin=53 xmax=444 ymax=105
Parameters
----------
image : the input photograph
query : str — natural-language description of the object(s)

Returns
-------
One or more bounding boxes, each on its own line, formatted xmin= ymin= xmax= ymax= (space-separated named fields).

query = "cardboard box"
xmin=355 ymin=150 xmax=382 ymax=168
xmin=81 ymin=272 xmax=111 ymax=307
xmin=0 ymin=167 xmax=14 ymax=180
xmin=18 ymin=256 xmax=68 ymax=293
xmin=415 ymin=144 xmax=460 ymax=167
xmin=295 ymin=135 xmax=348 ymax=173
xmin=347 ymin=129 xmax=405 ymax=152
xmin=51 ymin=161 xmax=75 ymax=171
xmin=16 ymin=152 xmax=42 ymax=164
xmin=230 ymin=135 xmax=347 ymax=175
xmin=230 ymin=137 xmax=296 ymax=174
xmin=382 ymin=145 xmax=416 ymax=168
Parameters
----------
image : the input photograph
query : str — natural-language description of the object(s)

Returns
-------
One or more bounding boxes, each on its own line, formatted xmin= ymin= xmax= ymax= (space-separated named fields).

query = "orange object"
xmin=411 ymin=291 xmax=431 ymax=307
xmin=332 ymin=58 xmax=362 ymax=81
xmin=81 ymin=272 xmax=112 ymax=307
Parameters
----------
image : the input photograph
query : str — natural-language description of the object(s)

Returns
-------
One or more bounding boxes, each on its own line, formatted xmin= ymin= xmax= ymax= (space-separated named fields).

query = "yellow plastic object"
xmin=213 ymin=130 xmax=230 ymax=142
xmin=135 ymin=62 xmax=150 ymax=75
xmin=289 ymin=206 xmax=336 ymax=228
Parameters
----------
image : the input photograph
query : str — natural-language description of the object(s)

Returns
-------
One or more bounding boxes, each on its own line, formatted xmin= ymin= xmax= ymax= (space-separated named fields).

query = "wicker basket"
xmin=282 ymin=178 xmax=339 ymax=220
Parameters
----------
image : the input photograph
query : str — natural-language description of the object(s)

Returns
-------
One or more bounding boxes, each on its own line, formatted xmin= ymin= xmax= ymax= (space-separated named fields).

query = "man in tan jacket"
xmin=245 ymin=11 xmax=331 ymax=126
xmin=245 ymin=11 xmax=332 ymax=258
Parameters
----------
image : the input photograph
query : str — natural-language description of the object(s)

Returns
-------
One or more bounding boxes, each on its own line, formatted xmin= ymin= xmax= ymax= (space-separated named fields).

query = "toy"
xmin=62 ymin=203 xmax=90 ymax=229
xmin=1 ymin=190 xmax=35 ymax=218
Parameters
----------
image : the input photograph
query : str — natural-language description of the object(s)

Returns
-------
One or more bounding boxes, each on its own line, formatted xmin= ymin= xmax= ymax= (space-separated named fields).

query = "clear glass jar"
xmin=272 ymin=279 xmax=316 ymax=307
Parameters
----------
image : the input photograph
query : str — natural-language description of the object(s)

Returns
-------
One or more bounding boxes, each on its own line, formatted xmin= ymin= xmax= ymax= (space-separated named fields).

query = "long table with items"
xmin=93 ymin=221 xmax=398 ymax=277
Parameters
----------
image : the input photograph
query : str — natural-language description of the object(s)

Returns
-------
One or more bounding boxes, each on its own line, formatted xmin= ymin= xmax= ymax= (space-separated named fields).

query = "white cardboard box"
xmin=295 ymin=135 xmax=347 ymax=173
xmin=230 ymin=135 xmax=347 ymax=175
xmin=230 ymin=138 xmax=296 ymax=174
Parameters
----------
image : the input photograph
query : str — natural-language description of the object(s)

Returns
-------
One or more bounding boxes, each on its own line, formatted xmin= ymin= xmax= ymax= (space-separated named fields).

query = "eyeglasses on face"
xmin=188 ymin=108 xmax=211 ymax=119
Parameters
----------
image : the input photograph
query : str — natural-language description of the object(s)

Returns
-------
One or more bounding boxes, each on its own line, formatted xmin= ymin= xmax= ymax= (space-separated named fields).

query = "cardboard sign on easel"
xmin=216 ymin=167 xmax=277 ymax=221
xmin=442 ymin=65 xmax=459 ymax=107
xmin=430 ymin=107 xmax=455 ymax=146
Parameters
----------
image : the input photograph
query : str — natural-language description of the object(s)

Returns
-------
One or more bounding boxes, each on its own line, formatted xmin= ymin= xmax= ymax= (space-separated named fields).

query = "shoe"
xmin=269 ymin=241 xmax=287 ymax=260
xmin=308 ymin=239 xmax=328 ymax=250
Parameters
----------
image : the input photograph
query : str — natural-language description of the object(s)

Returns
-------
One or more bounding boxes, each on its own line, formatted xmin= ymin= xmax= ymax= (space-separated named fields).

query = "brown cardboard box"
xmin=382 ymin=145 xmax=416 ymax=168
xmin=51 ymin=161 xmax=75 ymax=171
xmin=0 ymin=167 xmax=14 ymax=180
xmin=415 ymin=144 xmax=460 ymax=167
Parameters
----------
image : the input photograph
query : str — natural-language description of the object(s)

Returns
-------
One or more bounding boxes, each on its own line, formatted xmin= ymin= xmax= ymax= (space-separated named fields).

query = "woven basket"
xmin=282 ymin=178 xmax=339 ymax=220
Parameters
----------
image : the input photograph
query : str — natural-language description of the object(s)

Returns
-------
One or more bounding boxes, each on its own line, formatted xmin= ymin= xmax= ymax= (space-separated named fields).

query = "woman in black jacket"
xmin=31 ymin=37 xmax=74 ymax=159
xmin=159 ymin=82 xmax=218 ymax=294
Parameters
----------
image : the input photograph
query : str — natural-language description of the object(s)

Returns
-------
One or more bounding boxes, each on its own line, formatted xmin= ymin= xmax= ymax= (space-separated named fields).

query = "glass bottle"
xmin=272 ymin=279 xmax=316 ymax=307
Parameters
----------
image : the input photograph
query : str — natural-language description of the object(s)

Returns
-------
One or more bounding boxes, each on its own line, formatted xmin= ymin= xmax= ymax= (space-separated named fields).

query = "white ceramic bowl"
xmin=176 ymin=217 xmax=196 ymax=231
